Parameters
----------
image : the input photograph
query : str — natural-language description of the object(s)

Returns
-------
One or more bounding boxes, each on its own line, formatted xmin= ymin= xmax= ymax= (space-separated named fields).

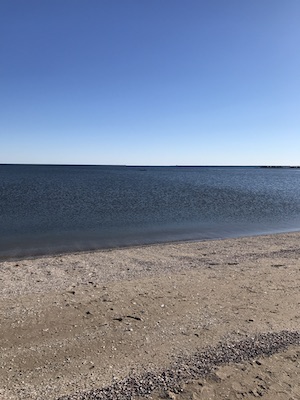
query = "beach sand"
xmin=0 ymin=232 xmax=299 ymax=399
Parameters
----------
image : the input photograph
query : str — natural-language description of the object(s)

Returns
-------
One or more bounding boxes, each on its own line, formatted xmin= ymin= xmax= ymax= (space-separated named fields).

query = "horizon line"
xmin=1 ymin=163 xmax=300 ymax=168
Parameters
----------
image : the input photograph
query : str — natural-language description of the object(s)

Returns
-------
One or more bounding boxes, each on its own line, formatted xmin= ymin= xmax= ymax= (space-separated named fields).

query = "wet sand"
xmin=0 ymin=232 xmax=299 ymax=399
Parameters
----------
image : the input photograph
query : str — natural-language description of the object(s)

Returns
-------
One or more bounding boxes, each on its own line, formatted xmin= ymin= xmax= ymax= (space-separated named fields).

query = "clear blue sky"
xmin=1 ymin=0 xmax=299 ymax=165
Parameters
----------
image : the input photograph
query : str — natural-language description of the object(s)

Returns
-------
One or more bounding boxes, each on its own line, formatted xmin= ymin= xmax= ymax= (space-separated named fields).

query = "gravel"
xmin=57 ymin=330 xmax=300 ymax=400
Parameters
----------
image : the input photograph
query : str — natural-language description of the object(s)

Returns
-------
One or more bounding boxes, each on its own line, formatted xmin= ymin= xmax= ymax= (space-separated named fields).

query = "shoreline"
xmin=1 ymin=232 xmax=300 ymax=399
xmin=1 ymin=227 xmax=300 ymax=263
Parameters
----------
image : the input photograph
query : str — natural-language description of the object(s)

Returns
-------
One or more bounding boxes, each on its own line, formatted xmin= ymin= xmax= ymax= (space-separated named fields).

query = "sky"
xmin=1 ymin=0 xmax=299 ymax=166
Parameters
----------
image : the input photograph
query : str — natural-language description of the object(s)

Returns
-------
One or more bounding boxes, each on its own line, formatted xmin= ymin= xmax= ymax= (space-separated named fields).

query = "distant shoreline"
xmin=1 ymin=163 xmax=300 ymax=168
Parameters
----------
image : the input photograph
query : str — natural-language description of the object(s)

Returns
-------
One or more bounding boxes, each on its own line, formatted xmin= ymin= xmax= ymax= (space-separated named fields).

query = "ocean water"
xmin=1 ymin=164 xmax=300 ymax=259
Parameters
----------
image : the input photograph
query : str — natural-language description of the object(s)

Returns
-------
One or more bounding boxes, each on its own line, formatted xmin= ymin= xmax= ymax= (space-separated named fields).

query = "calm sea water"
xmin=1 ymin=164 xmax=300 ymax=259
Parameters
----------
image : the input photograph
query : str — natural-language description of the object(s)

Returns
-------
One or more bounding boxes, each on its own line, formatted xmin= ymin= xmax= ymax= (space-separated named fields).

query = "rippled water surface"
xmin=1 ymin=165 xmax=300 ymax=258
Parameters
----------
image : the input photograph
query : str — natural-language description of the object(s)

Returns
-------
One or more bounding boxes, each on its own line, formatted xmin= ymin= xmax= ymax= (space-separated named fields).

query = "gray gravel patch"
xmin=57 ymin=330 xmax=300 ymax=400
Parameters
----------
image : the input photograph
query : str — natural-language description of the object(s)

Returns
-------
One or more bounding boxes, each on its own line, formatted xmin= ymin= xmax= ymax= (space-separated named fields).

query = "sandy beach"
xmin=0 ymin=232 xmax=299 ymax=399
